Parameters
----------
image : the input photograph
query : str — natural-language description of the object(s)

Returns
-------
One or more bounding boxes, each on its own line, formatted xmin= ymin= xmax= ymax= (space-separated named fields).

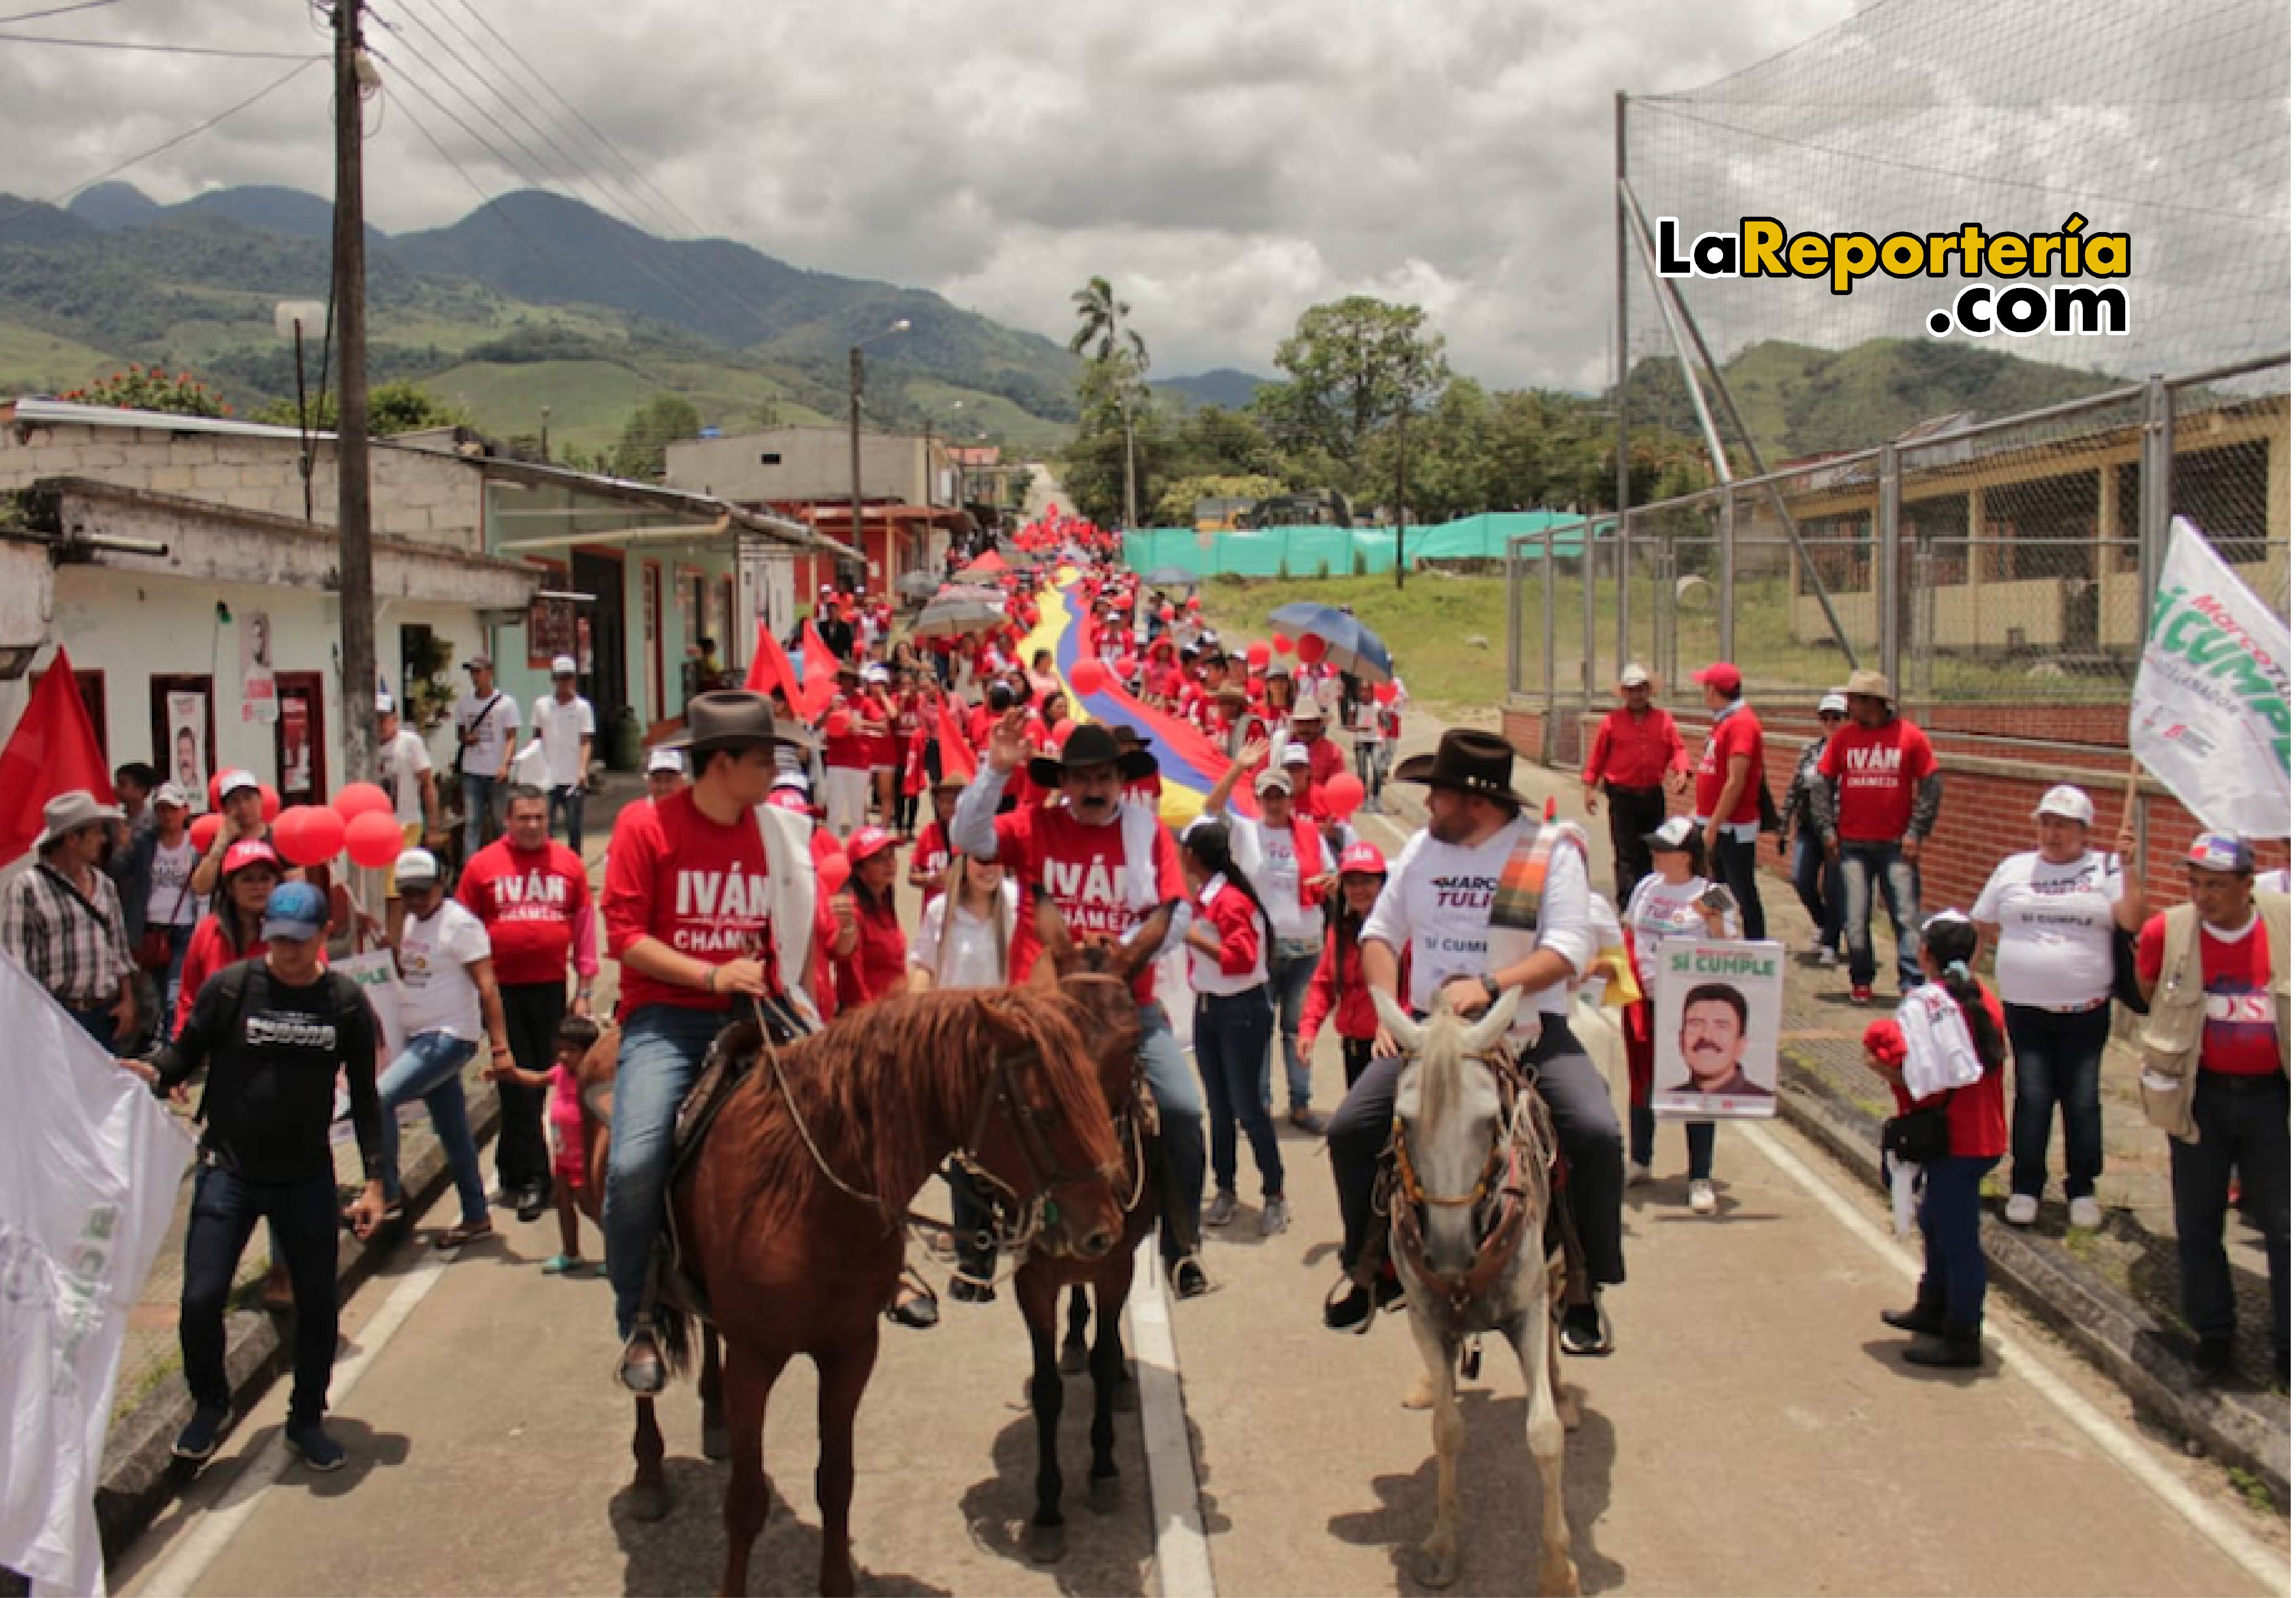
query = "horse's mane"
xmin=714 ymin=986 xmax=1115 ymax=1236
xmin=1414 ymin=1005 xmax=1466 ymax=1130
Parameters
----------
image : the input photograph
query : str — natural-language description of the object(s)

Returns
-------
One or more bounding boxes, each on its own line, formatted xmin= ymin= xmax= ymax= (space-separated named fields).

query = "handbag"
xmin=135 ymin=874 xmax=194 ymax=972
xmin=1881 ymin=1101 xmax=1952 ymax=1167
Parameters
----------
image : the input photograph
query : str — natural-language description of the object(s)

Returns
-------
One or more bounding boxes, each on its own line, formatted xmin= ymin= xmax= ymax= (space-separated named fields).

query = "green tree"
xmin=1068 ymin=276 xmax=1149 ymax=370
xmin=251 ymin=381 xmax=472 ymax=435
xmin=1067 ymin=276 xmax=1154 ymax=525
xmin=1254 ymin=297 xmax=1450 ymax=487
xmin=1151 ymin=472 xmax=1289 ymax=528
xmin=609 ymin=393 xmax=703 ymax=481
xmin=65 ymin=363 xmax=230 ymax=418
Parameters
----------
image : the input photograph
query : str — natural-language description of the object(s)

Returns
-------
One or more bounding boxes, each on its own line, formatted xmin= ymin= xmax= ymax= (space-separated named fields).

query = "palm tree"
xmin=1069 ymin=277 xmax=1149 ymax=527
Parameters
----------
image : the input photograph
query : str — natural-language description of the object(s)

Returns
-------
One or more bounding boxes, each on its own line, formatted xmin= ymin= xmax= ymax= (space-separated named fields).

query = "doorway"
xmin=274 ymin=671 xmax=326 ymax=803
xmin=571 ymin=548 xmax=627 ymax=727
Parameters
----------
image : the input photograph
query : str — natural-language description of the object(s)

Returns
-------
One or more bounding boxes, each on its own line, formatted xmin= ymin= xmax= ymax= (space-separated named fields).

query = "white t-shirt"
xmin=531 ymin=693 xmax=597 ymax=788
xmin=1235 ymin=817 xmax=1331 ymax=945
xmin=1621 ymin=872 xmax=1740 ymax=990
xmin=2259 ymin=868 xmax=2291 ymax=894
xmin=395 ymin=899 xmax=492 ymax=1041
xmin=910 ymin=882 xmax=1018 ymax=990
xmin=1361 ymin=816 xmax=1595 ymax=1041
xmin=454 ymin=690 xmax=521 ymax=779
xmin=1973 ymin=849 xmax=2125 ymax=1010
xmin=147 ymin=838 xmax=200 ymax=927
xmin=379 ymin=727 xmax=435 ymax=824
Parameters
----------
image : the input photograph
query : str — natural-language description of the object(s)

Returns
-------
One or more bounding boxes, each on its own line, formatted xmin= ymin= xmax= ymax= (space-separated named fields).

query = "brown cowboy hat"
xmin=1390 ymin=729 xmax=1533 ymax=811
xmin=1029 ymin=722 xmax=1155 ymax=788
xmin=661 ymin=690 xmax=817 ymax=754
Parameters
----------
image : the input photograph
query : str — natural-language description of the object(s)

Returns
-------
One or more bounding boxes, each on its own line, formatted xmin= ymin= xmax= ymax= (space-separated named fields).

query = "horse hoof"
xmin=701 ymin=1420 xmax=730 ymax=1461
xmin=1026 ymin=1521 xmax=1067 ymax=1564
xmin=1415 ymin=1545 xmax=1459 ymax=1589
xmin=1539 ymin=1555 xmax=1581 ymax=1596
xmin=1088 ymin=1474 xmax=1121 ymax=1514
xmin=628 ymin=1481 xmax=670 ymax=1523
xmin=1059 ymin=1341 xmax=1090 ymax=1376
xmin=1112 ymin=1375 xmax=1138 ymax=1415
xmin=1402 ymin=1371 xmax=1434 ymax=1411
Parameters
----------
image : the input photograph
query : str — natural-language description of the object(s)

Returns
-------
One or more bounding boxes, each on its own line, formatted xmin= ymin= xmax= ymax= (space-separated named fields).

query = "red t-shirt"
xmin=823 ymin=690 xmax=874 ymax=770
xmin=456 ymin=839 xmax=592 ymax=988
xmin=912 ymin=820 xmax=952 ymax=908
xmin=2138 ymin=914 xmax=2282 ymax=1076
xmin=995 ymin=803 xmax=1184 ymax=1004
xmin=834 ymin=896 xmax=909 ymax=1010
xmin=1694 ymin=706 xmax=1765 ymax=826
xmin=1818 ymin=717 xmax=1938 ymax=842
xmin=602 ymin=789 xmax=784 ymax=1018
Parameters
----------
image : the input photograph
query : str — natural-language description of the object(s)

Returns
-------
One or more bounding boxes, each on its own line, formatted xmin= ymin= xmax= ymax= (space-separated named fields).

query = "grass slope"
xmin=0 ymin=319 xmax=121 ymax=393
xmin=1194 ymin=573 xmax=1510 ymax=716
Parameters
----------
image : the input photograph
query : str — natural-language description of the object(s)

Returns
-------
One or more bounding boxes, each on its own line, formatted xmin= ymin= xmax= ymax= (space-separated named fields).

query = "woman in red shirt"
xmin=1864 ymin=912 xmax=2007 ymax=1368
xmin=832 ymin=827 xmax=909 ymax=1010
xmin=1181 ymin=818 xmax=1288 ymax=1236
xmin=1300 ymin=842 xmax=1389 ymax=1090
xmin=174 ymin=840 xmax=284 ymax=1038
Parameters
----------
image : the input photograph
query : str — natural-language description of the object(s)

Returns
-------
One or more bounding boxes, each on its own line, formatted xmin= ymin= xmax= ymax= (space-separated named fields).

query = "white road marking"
xmin=1740 ymin=1119 xmax=2289 ymax=1597
xmin=135 ymin=1246 xmax=454 ymax=1598
xmin=1127 ymin=1234 xmax=1217 ymax=1598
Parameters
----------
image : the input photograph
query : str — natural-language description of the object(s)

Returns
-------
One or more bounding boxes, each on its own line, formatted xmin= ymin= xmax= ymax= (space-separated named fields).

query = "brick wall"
xmin=1515 ymin=696 xmax=2288 ymax=914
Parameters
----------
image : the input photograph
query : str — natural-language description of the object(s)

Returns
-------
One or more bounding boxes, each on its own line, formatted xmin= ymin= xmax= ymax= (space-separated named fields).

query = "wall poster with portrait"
xmin=151 ymin=674 xmax=214 ymax=814
xmin=1651 ymin=937 xmax=1784 ymax=1120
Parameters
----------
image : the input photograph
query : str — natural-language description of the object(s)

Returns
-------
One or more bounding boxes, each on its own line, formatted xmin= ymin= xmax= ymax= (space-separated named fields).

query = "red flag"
xmin=936 ymin=697 xmax=978 ymax=782
xmin=0 ymin=646 xmax=115 ymax=865
xmin=743 ymin=618 xmax=804 ymax=714
xmin=797 ymin=621 xmax=841 ymax=720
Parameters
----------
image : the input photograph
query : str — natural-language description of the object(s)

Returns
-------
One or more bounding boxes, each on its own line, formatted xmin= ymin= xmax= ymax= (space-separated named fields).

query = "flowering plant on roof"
xmin=62 ymin=362 xmax=233 ymax=418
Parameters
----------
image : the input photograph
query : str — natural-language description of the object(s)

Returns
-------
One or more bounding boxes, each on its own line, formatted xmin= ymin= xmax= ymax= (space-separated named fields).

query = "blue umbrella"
xmin=1268 ymin=602 xmax=1393 ymax=682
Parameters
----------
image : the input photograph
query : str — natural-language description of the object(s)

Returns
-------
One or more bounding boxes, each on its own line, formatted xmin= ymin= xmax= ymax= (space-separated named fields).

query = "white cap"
xmin=771 ymin=770 xmax=811 ymax=795
xmin=1646 ymin=815 xmax=1697 ymax=851
xmin=551 ymin=655 xmax=578 ymax=677
xmin=1281 ymin=741 xmax=1311 ymax=767
xmin=2033 ymin=784 xmax=2095 ymax=825
xmin=153 ymin=782 xmax=191 ymax=809
xmin=1254 ymin=769 xmax=1292 ymax=795
xmin=646 ymin=747 xmax=685 ymax=776
xmin=217 ymin=767 xmax=260 ymax=799
xmin=394 ymin=847 xmax=441 ymax=884
xmin=862 ymin=663 xmax=890 ymax=683
xmin=1817 ymin=691 xmax=1849 ymax=716
xmin=376 ymin=692 xmax=396 ymax=714
xmin=1619 ymin=663 xmax=1651 ymax=687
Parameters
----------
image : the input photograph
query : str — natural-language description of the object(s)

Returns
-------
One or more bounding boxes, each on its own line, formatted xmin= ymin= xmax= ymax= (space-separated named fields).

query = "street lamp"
xmin=850 ymin=318 xmax=910 ymax=589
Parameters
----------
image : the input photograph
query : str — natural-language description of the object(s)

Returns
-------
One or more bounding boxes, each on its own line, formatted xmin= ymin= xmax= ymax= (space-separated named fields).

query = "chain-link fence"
xmin=1508 ymin=359 xmax=2290 ymax=722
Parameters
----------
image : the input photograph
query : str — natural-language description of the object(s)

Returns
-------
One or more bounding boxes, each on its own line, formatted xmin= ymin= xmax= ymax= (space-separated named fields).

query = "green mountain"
xmin=1152 ymin=368 xmax=1270 ymax=411
xmin=0 ymin=184 xmax=1080 ymax=455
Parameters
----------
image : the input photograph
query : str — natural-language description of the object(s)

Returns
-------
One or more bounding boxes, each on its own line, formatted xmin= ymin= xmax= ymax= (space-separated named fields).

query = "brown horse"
xmin=1010 ymin=899 xmax=1172 ymax=1563
xmin=582 ymin=988 xmax=1129 ymax=1597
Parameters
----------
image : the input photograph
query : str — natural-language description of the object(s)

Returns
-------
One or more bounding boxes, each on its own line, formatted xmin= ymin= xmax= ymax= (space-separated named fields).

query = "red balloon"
xmin=1158 ymin=605 xmax=1177 ymax=623
xmin=207 ymin=772 xmax=224 ymax=810
xmin=818 ymin=852 xmax=852 ymax=894
xmin=1323 ymin=773 xmax=1367 ymax=819
xmin=1185 ymin=596 xmax=1201 ymax=610
xmin=1071 ymin=659 xmax=1108 ymax=696
xmin=190 ymin=813 xmax=223 ymax=852
xmin=1273 ymin=634 xmax=1296 ymax=656
xmin=344 ymin=809 xmax=405 ymax=869
xmin=1373 ymin=680 xmax=1400 ymax=706
xmin=275 ymin=804 xmax=343 ymax=866
xmin=258 ymin=783 xmax=281 ymax=823
xmin=332 ymin=782 xmax=393 ymax=822
xmin=1296 ymin=634 xmax=1328 ymax=666
xmin=1246 ymin=641 xmax=1272 ymax=671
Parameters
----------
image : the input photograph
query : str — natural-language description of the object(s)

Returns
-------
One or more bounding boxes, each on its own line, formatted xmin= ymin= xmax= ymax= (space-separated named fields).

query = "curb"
xmin=87 ymin=1089 xmax=504 ymax=1575
xmin=1773 ymin=1054 xmax=2290 ymax=1506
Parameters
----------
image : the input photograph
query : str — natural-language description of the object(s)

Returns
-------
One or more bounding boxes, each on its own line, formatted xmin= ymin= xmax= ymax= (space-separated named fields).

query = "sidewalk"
xmin=1386 ymin=709 xmax=2289 ymax=1499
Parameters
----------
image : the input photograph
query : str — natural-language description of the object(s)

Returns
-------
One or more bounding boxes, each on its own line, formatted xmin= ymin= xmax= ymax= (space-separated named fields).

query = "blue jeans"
xmin=2006 ymin=1001 xmax=2111 ymax=1202
xmin=1268 ymin=942 xmax=1320 ymax=1113
xmin=1916 ymin=1154 xmax=1997 ymax=1331
xmin=157 ymin=921 xmax=196 ymax=1032
xmin=461 ymin=772 xmax=499 ymax=859
xmin=604 ymin=1004 xmax=732 ymax=1339
xmin=549 ymin=784 xmax=587 ymax=855
xmin=1197 ymin=988 xmax=1283 ymax=1199
xmin=376 ymin=1031 xmax=486 ymax=1226
xmin=1138 ymin=1002 xmax=1207 ymax=1266
xmin=180 ymin=1166 xmax=342 ymax=1425
xmin=1838 ymin=840 xmax=1921 ymax=989
xmin=1791 ymin=833 xmax=1844 ymax=949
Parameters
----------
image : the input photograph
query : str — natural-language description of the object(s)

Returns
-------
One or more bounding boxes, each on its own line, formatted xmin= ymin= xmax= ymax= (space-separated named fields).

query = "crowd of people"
xmin=2 ymin=527 xmax=2281 ymax=1478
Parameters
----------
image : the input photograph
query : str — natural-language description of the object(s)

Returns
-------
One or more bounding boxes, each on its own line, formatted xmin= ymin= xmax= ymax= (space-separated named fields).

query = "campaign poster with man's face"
xmin=1652 ymin=937 xmax=1783 ymax=1119
xmin=168 ymin=690 xmax=210 ymax=814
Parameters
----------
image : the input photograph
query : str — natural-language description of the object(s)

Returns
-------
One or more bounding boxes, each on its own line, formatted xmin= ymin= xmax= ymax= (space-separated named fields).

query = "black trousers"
xmin=1328 ymin=1018 xmax=1626 ymax=1285
xmin=2169 ymin=1072 xmax=2290 ymax=1364
xmin=181 ymin=1165 xmax=340 ymax=1425
xmin=1603 ymin=783 xmax=1668 ymax=898
xmin=1711 ymin=832 xmax=1769 ymax=942
xmin=497 ymin=980 xmax=566 ymax=1193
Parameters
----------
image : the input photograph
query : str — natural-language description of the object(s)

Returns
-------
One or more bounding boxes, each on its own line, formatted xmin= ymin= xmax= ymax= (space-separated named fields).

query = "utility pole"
xmin=847 ymin=345 xmax=864 ymax=595
xmin=1392 ymin=405 xmax=1408 ymax=590
xmin=1121 ymin=393 xmax=1138 ymax=530
xmin=333 ymin=0 xmax=377 ymax=784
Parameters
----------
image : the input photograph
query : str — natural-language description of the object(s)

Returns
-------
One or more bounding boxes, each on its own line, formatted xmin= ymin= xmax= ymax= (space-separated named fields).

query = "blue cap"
xmin=2188 ymin=833 xmax=2256 ymax=875
xmin=261 ymin=881 xmax=328 ymax=941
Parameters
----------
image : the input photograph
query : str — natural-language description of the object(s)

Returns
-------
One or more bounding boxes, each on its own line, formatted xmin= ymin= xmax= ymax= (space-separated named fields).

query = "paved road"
xmin=109 ymin=761 xmax=2288 ymax=1597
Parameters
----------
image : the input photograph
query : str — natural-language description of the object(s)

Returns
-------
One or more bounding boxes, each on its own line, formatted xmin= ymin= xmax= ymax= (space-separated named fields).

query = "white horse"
xmin=1374 ymin=986 xmax=1579 ymax=1595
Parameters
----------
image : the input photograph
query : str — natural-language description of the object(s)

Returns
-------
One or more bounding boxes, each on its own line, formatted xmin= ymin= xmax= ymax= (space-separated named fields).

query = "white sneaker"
xmin=1688 ymin=1179 xmax=1717 ymax=1215
xmin=2004 ymin=1193 xmax=2040 ymax=1226
xmin=1627 ymin=1161 xmax=1654 ymax=1187
xmin=1818 ymin=947 xmax=1839 ymax=969
xmin=2068 ymin=1195 xmax=2104 ymax=1230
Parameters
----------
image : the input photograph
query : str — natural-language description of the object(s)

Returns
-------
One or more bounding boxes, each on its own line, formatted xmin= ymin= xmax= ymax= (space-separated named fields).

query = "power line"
xmin=381 ymin=82 xmax=559 ymax=274
xmin=0 ymin=0 xmax=124 ymax=24
xmin=0 ymin=31 xmax=320 ymax=58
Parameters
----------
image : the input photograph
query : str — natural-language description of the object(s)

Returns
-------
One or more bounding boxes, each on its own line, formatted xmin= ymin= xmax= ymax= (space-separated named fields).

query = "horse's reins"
xmin=1388 ymin=1053 xmax=1555 ymax=1328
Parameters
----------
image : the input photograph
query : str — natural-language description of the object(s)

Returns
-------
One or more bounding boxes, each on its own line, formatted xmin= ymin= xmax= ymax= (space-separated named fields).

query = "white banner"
xmin=0 ymin=951 xmax=192 ymax=1596
xmin=2130 ymin=518 xmax=2292 ymax=839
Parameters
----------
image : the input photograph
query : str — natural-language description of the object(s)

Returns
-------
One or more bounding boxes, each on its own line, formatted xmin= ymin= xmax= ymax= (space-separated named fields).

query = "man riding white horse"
xmin=1323 ymin=729 xmax=1626 ymax=1355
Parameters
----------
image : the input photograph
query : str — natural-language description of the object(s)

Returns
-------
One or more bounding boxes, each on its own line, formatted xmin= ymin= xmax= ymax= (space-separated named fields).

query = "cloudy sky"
xmin=0 ymin=0 xmax=1873 ymax=390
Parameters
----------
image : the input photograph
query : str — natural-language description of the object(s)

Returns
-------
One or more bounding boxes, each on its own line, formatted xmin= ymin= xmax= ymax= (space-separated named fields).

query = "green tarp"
xmin=1122 ymin=511 xmax=1594 ymax=578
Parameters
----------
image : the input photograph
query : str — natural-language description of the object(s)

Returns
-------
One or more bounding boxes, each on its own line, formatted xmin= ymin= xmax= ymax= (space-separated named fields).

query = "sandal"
xmin=435 ymin=1220 xmax=495 ymax=1250
xmin=541 ymin=1253 xmax=584 ymax=1275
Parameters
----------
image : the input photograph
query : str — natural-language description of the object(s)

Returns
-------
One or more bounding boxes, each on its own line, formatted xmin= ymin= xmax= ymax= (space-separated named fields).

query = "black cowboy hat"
xmin=1030 ymin=722 xmax=1156 ymax=788
xmin=661 ymin=690 xmax=817 ymax=754
xmin=1391 ymin=728 xmax=1532 ymax=811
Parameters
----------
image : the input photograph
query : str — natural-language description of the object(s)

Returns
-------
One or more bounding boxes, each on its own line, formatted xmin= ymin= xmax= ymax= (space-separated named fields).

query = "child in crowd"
xmin=484 ymin=1013 xmax=605 ymax=1275
xmin=1300 ymin=842 xmax=1390 ymax=1090
xmin=1620 ymin=816 xmax=1738 ymax=1215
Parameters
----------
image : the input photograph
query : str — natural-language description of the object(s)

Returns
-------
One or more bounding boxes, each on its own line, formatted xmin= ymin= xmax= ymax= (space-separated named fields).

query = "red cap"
xmin=766 ymin=789 xmax=812 ymax=815
xmin=847 ymin=825 xmax=897 ymax=863
xmin=223 ymin=839 xmax=282 ymax=876
xmin=1691 ymin=661 xmax=1742 ymax=696
xmin=1338 ymin=841 xmax=1388 ymax=877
